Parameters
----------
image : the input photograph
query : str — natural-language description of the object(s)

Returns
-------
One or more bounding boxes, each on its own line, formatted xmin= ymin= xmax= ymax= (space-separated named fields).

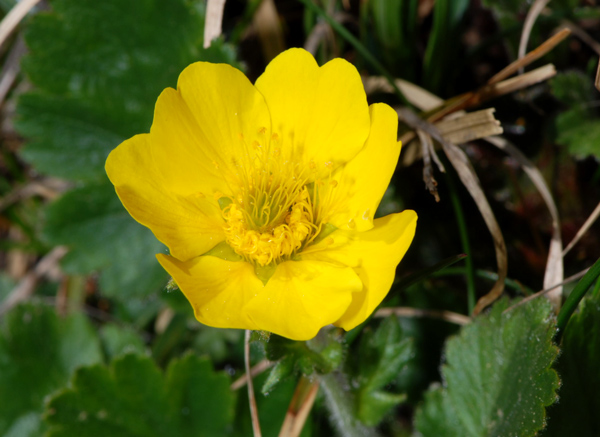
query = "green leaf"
xmin=552 ymin=72 xmax=600 ymax=158
xmin=17 ymin=0 xmax=239 ymax=182
xmin=551 ymin=71 xmax=595 ymax=106
xmin=0 ymin=303 xmax=102 ymax=436
xmin=99 ymin=324 xmax=147 ymax=360
xmin=45 ymin=353 xmax=235 ymax=437
xmin=352 ymin=316 xmax=414 ymax=425
xmin=556 ymin=109 xmax=600 ymax=158
xmin=262 ymin=331 xmax=344 ymax=393
xmin=543 ymin=279 xmax=600 ymax=436
xmin=415 ymin=298 xmax=560 ymax=437
xmin=44 ymin=182 xmax=168 ymax=298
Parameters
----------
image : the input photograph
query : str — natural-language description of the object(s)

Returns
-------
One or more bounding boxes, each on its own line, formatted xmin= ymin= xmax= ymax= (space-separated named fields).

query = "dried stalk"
xmin=231 ymin=359 xmax=273 ymax=390
xmin=245 ymin=330 xmax=262 ymax=437
xmin=0 ymin=246 xmax=68 ymax=316
xmin=563 ymin=201 xmax=600 ymax=257
xmin=503 ymin=268 xmax=590 ymax=314
xmin=204 ymin=0 xmax=226 ymax=48
xmin=278 ymin=377 xmax=319 ymax=437
xmin=517 ymin=0 xmax=551 ymax=75
xmin=397 ymin=108 xmax=508 ymax=315
xmin=485 ymin=136 xmax=564 ymax=309
xmin=374 ymin=307 xmax=470 ymax=325
xmin=0 ymin=0 xmax=41 ymax=48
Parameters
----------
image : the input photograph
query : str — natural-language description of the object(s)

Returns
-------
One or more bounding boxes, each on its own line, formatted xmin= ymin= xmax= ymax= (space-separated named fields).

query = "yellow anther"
xmin=348 ymin=219 xmax=356 ymax=230
xmin=251 ymin=140 xmax=260 ymax=150
xmin=325 ymin=161 xmax=333 ymax=169
xmin=309 ymin=161 xmax=316 ymax=170
xmin=271 ymin=133 xmax=279 ymax=141
xmin=238 ymin=133 xmax=244 ymax=140
xmin=330 ymin=180 xmax=338 ymax=187
xmin=212 ymin=160 xmax=220 ymax=169
xmin=258 ymin=126 xmax=267 ymax=135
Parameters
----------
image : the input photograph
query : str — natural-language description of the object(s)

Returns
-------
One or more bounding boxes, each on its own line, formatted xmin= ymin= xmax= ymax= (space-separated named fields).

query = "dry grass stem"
xmin=204 ymin=0 xmax=226 ymax=48
xmin=561 ymin=20 xmax=600 ymax=56
xmin=245 ymin=330 xmax=262 ymax=437
xmin=362 ymin=76 xmax=443 ymax=111
xmin=417 ymin=129 xmax=440 ymax=202
xmin=397 ymin=108 xmax=508 ymax=316
xmin=254 ymin=0 xmax=285 ymax=62
xmin=563 ymin=201 xmax=600 ymax=257
xmin=503 ymin=268 xmax=590 ymax=314
xmin=479 ymin=64 xmax=557 ymax=101
xmin=0 ymin=36 xmax=25 ymax=106
xmin=0 ymin=177 xmax=70 ymax=212
xmin=230 ymin=359 xmax=273 ymax=390
xmin=304 ymin=12 xmax=351 ymax=55
xmin=436 ymin=108 xmax=503 ymax=144
xmin=485 ymin=136 xmax=564 ymax=309
xmin=0 ymin=246 xmax=68 ymax=316
xmin=0 ymin=0 xmax=40 ymax=49
xmin=517 ymin=0 xmax=551 ymax=75
xmin=375 ymin=307 xmax=471 ymax=325
xmin=596 ymin=58 xmax=600 ymax=92
xmin=488 ymin=28 xmax=570 ymax=85
xmin=278 ymin=377 xmax=319 ymax=437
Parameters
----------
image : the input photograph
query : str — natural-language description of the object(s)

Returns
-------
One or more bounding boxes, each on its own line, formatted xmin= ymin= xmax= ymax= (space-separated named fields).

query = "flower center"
xmin=222 ymin=185 xmax=317 ymax=266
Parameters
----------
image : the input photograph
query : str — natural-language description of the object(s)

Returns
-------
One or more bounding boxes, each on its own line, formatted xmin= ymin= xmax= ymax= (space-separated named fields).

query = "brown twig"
xmin=230 ymin=359 xmax=273 ymax=390
xmin=562 ymin=201 xmax=600 ymax=257
xmin=374 ymin=307 xmax=471 ymax=326
xmin=517 ymin=0 xmax=551 ymax=75
xmin=0 ymin=246 xmax=68 ymax=316
xmin=397 ymin=107 xmax=508 ymax=316
xmin=245 ymin=330 xmax=262 ymax=437
xmin=489 ymin=28 xmax=570 ymax=85
xmin=502 ymin=268 xmax=590 ymax=314
xmin=0 ymin=0 xmax=41 ymax=48
xmin=417 ymin=130 xmax=440 ymax=202
xmin=278 ymin=377 xmax=319 ymax=437
xmin=485 ymin=136 xmax=564 ymax=309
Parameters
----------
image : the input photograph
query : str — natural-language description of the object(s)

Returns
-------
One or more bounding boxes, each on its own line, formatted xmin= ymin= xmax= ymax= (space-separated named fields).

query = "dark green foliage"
xmin=543 ymin=280 xmax=600 ymax=436
xmin=552 ymin=71 xmax=600 ymax=158
xmin=45 ymin=353 xmax=235 ymax=437
xmin=17 ymin=0 xmax=238 ymax=182
xmin=0 ymin=303 xmax=102 ymax=436
xmin=351 ymin=316 xmax=414 ymax=425
xmin=16 ymin=0 xmax=240 ymax=302
xmin=43 ymin=182 xmax=168 ymax=298
xmin=262 ymin=330 xmax=344 ymax=394
xmin=415 ymin=298 xmax=560 ymax=437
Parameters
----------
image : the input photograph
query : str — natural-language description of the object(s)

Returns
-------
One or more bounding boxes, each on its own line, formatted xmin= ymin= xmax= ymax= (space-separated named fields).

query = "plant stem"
xmin=297 ymin=0 xmax=411 ymax=107
xmin=446 ymin=172 xmax=477 ymax=314
xmin=556 ymin=257 xmax=600 ymax=341
xmin=245 ymin=330 xmax=262 ymax=437
xmin=435 ymin=267 xmax=534 ymax=295
xmin=318 ymin=372 xmax=380 ymax=437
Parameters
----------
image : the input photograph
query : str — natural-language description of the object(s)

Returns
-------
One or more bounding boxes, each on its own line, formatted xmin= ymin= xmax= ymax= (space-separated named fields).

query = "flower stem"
xmin=446 ymin=171 xmax=476 ymax=314
xmin=245 ymin=330 xmax=262 ymax=437
xmin=318 ymin=372 xmax=380 ymax=437
xmin=297 ymin=0 xmax=411 ymax=107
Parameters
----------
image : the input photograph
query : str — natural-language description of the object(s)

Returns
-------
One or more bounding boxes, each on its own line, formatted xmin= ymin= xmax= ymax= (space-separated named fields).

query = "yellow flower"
xmin=105 ymin=48 xmax=417 ymax=341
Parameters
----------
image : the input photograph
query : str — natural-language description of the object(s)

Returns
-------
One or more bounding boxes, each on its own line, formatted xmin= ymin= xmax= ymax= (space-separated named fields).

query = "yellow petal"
xmin=244 ymin=260 xmax=363 ymax=341
xmin=106 ymin=134 xmax=225 ymax=261
xmin=150 ymin=62 xmax=272 ymax=197
xmin=302 ymin=211 xmax=417 ymax=330
xmin=157 ymin=254 xmax=263 ymax=330
xmin=324 ymin=103 xmax=401 ymax=232
xmin=254 ymin=48 xmax=370 ymax=175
